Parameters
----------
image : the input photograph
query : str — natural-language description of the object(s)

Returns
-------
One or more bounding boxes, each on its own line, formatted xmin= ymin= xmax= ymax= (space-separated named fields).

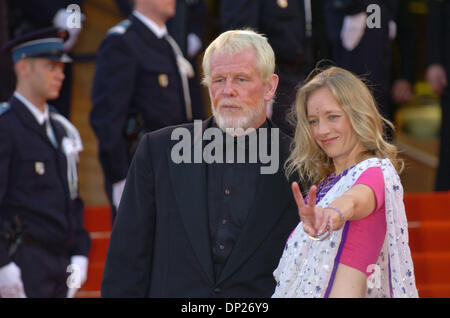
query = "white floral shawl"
xmin=272 ymin=158 xmax=418 ymax=298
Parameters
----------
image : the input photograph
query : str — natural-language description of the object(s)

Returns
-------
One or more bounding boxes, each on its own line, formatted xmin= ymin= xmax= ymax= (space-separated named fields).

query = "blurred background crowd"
xmin=0 ymin=0 xmax=448 ymax=209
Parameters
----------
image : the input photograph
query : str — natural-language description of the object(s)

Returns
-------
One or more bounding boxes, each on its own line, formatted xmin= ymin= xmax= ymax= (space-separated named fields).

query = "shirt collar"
xmin=14 ymin=91 xmax=49 ymax=125
xmin=211 ymin=117 xmax=270 ymax=133
xmin=210 ymin=117 xmax=270 ymax=148
xmin=133 ymin=10 xmax=168 ymax=39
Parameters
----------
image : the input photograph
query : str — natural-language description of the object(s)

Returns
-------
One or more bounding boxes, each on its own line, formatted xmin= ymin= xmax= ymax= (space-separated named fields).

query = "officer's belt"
xmin=20 ymin=233 xmax=70 ymax=256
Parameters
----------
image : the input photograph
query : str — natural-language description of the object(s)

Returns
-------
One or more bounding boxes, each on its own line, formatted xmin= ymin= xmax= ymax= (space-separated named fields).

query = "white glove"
xmin=112 ymin=179 xmax=126 ymax=211
xmin=0 ymin=262 xmax=27 ymax=298
xmin=53 ymin=8 xmax=85 ymax=52
xmin=66 ymin=255 xmax=89 ymax=298
xmin=340 ymin=12 xmax=367 ymax=51
xmin=187 ymin=33 xmax=202 ymax=59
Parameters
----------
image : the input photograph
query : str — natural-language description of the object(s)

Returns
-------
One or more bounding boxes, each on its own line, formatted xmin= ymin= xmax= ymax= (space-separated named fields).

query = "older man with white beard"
xmin=101 ymin=29 xmax=301 ymax=298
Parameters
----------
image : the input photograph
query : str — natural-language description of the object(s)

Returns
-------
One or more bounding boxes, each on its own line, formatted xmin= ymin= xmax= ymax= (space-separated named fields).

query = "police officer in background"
xmin=4 ymin=0 xmax=85 ymax=118
xmin=220 ymin=0 xmax=331 ymax=136
xmin=0 ymin=27 xmax=91 ymax=298
xmin=324 ymin=0 xmax=399 ymax=128
xmin=90 ymin=0 xmax=205 ymax=220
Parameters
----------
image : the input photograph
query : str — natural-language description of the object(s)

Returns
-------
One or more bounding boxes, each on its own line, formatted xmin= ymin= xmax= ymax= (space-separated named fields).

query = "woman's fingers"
xmin=308 ymin=185 xmax=317 ymax=207
xmin=292 ymin=183 xmax=330 ymax=237
xmin=303 ymin=223 xmax=316 ymax=237
xmin=317 ymin=208 xmax=330 ymax=235
xmin=291 ymin=182 xmax=305 ymax=210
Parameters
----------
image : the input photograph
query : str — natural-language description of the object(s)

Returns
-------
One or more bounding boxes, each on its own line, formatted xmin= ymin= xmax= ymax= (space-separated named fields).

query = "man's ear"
xmin=264 ymin=73 xmax=279 ymax=102
xmin=15 ymin=59 xmax=31 ymax=78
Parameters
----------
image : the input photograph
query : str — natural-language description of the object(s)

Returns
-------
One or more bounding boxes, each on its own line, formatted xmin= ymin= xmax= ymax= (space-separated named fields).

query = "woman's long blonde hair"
xmin=285 ymin=66 xmax=403 ymax=185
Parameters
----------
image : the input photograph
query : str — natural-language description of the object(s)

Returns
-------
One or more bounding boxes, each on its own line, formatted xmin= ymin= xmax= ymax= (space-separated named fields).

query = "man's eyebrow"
xmin=235 ymin=72 xmax=250 ymax=76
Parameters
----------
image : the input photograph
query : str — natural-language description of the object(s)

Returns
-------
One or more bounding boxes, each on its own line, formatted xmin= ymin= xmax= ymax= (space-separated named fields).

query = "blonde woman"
xmin=272 ymin=66 xmax=418 ymax=298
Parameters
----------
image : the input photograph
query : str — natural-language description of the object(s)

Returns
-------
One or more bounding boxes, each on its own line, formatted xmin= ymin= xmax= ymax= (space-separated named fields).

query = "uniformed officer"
xmin=5 ymin=0 xmax=85 ymax=118
xmin=0 ymin=27 xmax=91 ymax=298
xmin=324 ymin=0 xmax=399 ymax=125
xmin=90 ymin=0 xmax=205 ymax=220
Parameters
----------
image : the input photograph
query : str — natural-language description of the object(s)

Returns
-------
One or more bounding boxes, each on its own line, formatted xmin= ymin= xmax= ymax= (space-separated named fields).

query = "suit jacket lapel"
xmin=166 ymin=118 xmax=215 ymax=285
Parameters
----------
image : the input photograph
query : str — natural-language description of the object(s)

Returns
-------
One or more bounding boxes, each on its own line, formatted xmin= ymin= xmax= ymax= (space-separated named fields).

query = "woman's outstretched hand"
xmin=291 ymin=182 xmax=332 ymax=238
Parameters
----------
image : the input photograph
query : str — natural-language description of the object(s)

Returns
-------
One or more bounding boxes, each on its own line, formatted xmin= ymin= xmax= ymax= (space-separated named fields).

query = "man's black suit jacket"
xmin=101 ymin=117 xmax=300 ymax=297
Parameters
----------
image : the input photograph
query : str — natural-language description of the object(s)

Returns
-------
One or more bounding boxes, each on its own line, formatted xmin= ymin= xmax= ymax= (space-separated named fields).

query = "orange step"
xmin=74 ymin=262 xmax=104 ymax=298
xmin=88 ymin=234 xmax=110 ymax=263
xmin=80 ymin=206 xmax=111 ymax=298
xmin=74 ymin=290 xmax=101 ymax=298
xmin=83 ymin=206 xmax=112 ymax=232
xmin=404 ymin=192 xmax=450 ymax=222
xmin=417 ymin=284 xmax=450 ymax=298
xmin=81 ymin=261 xmax=105 ymax=291
xmin=412 ymin=252 xmax=450 ymax=285
xmin=408 ymin=221 xmax=450 ymax=253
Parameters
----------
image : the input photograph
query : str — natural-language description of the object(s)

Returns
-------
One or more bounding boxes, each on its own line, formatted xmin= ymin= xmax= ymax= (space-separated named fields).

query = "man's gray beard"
xmin=212 ymin=101 xmax=266 ymax=132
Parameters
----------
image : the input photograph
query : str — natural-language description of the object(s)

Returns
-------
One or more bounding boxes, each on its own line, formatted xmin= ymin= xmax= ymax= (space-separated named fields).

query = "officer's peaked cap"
xmin=2 ymin=27 xmax=72 ymax=64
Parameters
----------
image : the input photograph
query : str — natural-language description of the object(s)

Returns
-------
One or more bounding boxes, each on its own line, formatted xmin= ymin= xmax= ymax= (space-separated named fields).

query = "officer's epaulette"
xmin=107 ymin=19 xmax=131 ymax=35
xmin=0 ymin=101 xmax=11 ymax=116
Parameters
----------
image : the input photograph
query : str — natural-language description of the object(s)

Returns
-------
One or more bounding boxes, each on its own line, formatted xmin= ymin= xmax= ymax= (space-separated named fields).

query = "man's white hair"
xmin=202 ymin=29 xmax=276 ymax=86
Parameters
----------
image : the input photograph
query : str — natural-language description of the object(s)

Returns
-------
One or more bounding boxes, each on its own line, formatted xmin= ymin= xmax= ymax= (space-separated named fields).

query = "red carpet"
xmin=405 ymin=191 xmax=450 ymax=297
xmin=77 ymin=191 xmax=450 ymax=298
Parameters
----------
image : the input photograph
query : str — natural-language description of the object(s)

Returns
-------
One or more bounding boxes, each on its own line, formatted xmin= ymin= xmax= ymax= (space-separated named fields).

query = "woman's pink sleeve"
xmin=338 ymin=167 xmax=387 ymax=276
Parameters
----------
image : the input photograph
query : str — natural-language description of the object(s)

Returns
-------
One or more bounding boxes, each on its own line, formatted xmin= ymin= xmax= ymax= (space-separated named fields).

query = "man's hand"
xmin=0 ymin=262 xmax=27 ymax=298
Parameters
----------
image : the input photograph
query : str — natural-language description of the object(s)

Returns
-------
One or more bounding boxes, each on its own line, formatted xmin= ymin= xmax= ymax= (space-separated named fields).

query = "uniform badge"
xmin=277 ymin=0 xmax=288 ymax=8
xmin=34 ymin=161 xmax=45 ymax=175
xmin=158 ymin=74 xmax=169 ymax=88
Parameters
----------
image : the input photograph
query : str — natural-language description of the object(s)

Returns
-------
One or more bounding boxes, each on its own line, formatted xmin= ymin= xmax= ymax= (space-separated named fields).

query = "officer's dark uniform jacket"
xmin=90 ymin=14 xmax=204 ymax=184
xmin=0 ymin=96 xmax=91 ymax=267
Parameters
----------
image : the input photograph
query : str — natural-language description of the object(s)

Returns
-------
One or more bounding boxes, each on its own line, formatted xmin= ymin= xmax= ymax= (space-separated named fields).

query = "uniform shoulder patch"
xmin=0 ymin=102 xmax=11 ymax=116
xmin=107 ymin=19 xmax=132 ymax=35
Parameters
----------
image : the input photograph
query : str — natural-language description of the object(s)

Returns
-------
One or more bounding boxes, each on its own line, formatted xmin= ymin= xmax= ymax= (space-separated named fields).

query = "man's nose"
xmin=56 ymin=64 xmax=65 ymax=81
xmin=222 ymin=79 xmax=236 ymax=96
